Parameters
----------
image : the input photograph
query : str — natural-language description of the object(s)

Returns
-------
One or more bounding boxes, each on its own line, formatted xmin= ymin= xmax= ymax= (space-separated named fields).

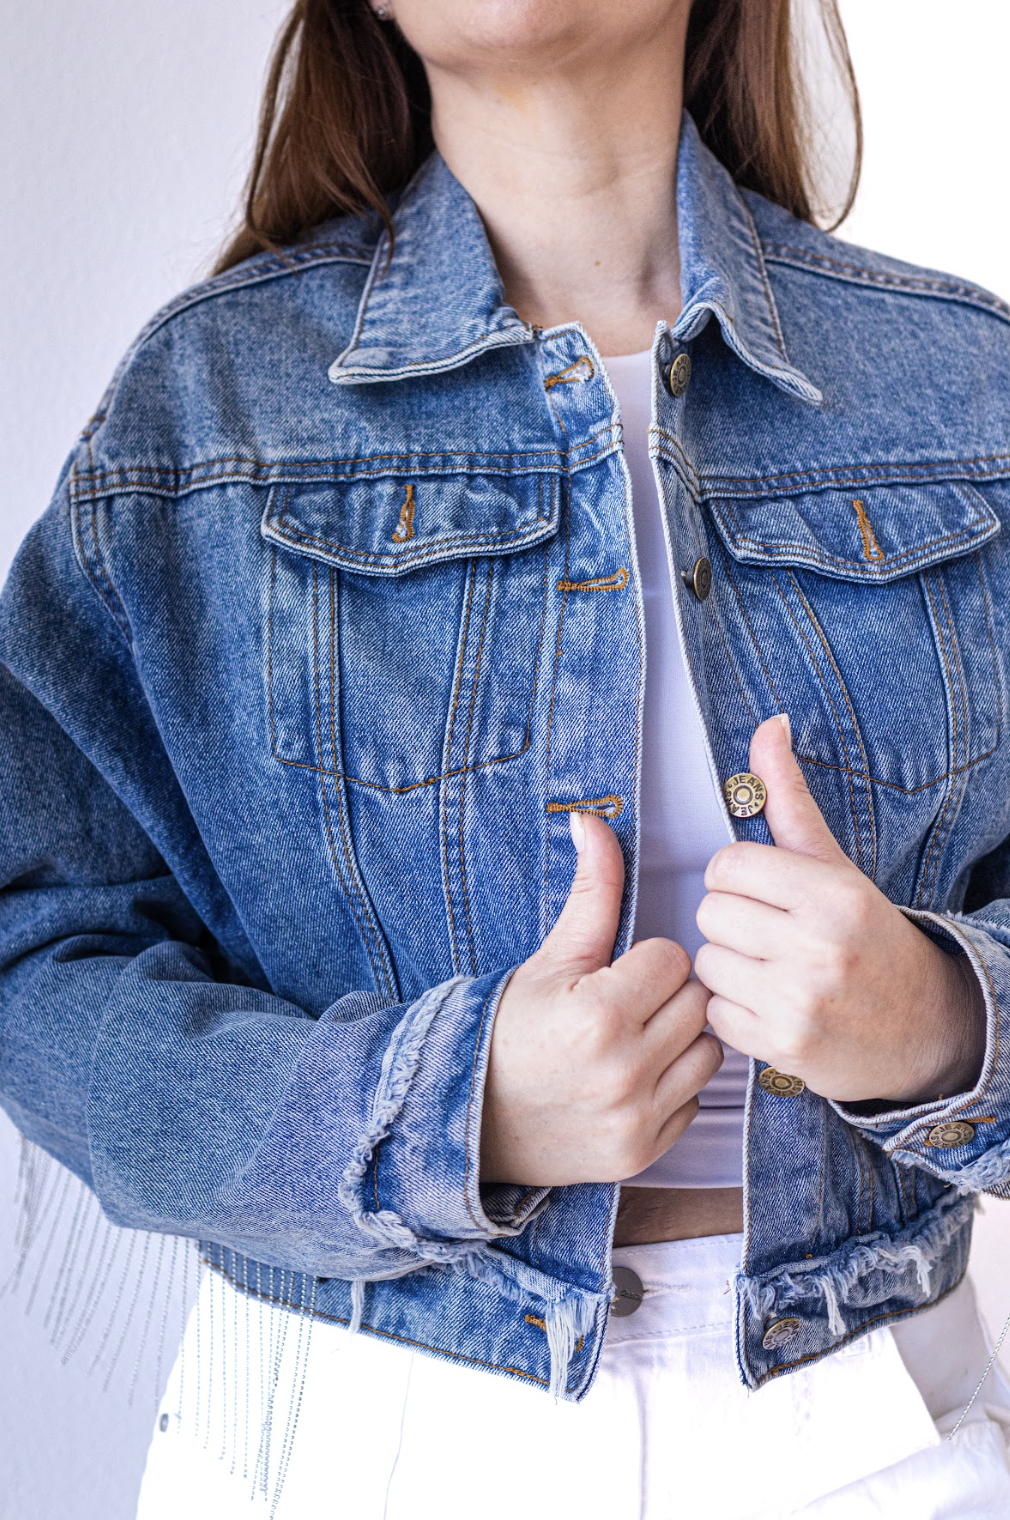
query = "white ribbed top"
xmin=605 ymin=350 xmax=748 ymax=1189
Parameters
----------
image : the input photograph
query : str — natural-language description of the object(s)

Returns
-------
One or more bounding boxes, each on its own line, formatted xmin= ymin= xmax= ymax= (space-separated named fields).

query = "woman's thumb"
xmin=749 ymin=714 xmax=847 ymax=863
xmin=538 ymin=812 xmax=625 ymax=976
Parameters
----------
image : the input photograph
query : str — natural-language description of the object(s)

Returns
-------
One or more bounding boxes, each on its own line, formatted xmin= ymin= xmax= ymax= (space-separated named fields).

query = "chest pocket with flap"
xmin=705 ymin=477 xmax=1004 ymax=800
xmin=262 ymin=471 xmax=561 ymax=791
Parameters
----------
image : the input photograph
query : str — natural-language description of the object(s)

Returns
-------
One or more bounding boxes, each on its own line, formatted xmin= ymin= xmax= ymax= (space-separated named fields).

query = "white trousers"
xmin=137 ymin=1233 xmax=1010 ymax=1520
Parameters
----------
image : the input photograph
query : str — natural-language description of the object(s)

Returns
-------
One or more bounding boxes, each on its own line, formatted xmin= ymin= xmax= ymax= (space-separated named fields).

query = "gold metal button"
xmin=762 ymin=1317 xmax=802 ymax=1351
xmin=925 ymin=1120 xmax=976 ymax=1148
xmin=681 ymin=556 xmax=712 ymax=601
xmin=759 ymin=1068 xmax=806 ymax=1098
xmin=666 ymin=352 xmax=692 ymax=397
xmin=723 ymin=772 xmax=767 ymax=818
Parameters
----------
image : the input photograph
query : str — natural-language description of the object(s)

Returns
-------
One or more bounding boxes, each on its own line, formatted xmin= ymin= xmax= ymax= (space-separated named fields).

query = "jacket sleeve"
xmin=830 ymin=885 xmax=1010 ymax=1195
xmin=0 ymin=476 xmax=546 ymax=1283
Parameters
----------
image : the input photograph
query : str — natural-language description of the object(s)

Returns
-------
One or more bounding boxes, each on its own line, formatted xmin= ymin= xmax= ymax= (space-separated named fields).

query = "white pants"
xmin=137 ymin=1233 xmax=1010 ymax=1520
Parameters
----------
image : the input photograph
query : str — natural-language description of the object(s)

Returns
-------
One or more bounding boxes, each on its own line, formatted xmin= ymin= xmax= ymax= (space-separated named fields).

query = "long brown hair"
xmin=215 ymin=0 xmax=861 ymax=274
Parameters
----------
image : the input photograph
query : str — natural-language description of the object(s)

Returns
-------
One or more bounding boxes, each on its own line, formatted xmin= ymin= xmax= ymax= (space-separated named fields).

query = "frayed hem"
xmin=737 ymin=1188 xmax=973 ymax=1338
xmin=943 ymin=1135 xmax=1010 ymax=1193
xmin=458 ymin=1248 xmax=604 ymax=1398
xmin=337 ymin=977 xmax=466 ymax=1256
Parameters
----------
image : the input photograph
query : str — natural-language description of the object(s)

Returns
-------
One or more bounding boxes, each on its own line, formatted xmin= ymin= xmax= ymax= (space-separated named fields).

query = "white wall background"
xmin=1 ymin=2 xmax=1009 ymax=1515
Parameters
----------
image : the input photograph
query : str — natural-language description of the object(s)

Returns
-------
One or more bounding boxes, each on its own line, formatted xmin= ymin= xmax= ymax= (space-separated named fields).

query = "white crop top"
xmin=604 ymin=350 xmax=749 ymax=1189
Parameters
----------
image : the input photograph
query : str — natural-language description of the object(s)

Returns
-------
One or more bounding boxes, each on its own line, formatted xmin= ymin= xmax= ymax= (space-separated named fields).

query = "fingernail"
xmin=569 ymin=809 xmax=586 ymax=851
xmin=780 ymin=712 xmax=792 ymax=746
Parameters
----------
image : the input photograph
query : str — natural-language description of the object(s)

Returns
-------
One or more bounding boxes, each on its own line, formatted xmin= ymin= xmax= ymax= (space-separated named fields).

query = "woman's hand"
xmin=695 ymin=714 xmax=987 ymax=1106
xmin=480 ymin=812 xmax=721 ymax=1187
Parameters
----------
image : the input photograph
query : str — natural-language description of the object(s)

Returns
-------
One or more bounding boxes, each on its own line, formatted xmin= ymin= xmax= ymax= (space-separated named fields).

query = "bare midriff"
xmin=614 ymin=1185 xmax=744 ymax=1245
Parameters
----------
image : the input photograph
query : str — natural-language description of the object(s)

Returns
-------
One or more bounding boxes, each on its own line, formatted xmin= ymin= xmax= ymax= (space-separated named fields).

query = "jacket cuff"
xmin=340 ymin=969 xmax=550 ymax=1253
xmin=829 ymin=909 xmax=1010 ymax=1190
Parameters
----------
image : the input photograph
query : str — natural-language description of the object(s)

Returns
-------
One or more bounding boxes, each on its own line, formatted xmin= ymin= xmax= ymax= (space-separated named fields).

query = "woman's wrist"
xmin=883 ymin=948 xmax=987 ymax=1106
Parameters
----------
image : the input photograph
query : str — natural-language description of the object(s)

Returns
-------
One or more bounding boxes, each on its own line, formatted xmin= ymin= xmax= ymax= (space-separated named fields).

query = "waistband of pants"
xmin=608 ymin=1231 xmax=743 ymax=1341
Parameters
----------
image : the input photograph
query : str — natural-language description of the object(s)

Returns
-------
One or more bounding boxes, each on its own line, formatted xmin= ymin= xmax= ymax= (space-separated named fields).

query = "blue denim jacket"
xmin=4 ymin=114 xmax=1010 ymax=1401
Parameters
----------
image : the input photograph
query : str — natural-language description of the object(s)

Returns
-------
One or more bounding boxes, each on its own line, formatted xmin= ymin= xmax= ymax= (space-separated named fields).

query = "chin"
xmin=395 ymin=0 xmax=683 ymax=71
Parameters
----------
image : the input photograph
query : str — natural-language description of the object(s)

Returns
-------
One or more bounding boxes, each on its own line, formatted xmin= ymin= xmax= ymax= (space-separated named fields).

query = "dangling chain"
xmin=947 ymin=1298 xmax=1010 ymax=1440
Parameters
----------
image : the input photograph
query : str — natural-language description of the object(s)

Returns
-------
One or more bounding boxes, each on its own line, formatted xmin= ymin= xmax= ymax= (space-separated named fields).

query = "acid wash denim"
xmin=4 ymin=114 xmax=1010 ymax=1401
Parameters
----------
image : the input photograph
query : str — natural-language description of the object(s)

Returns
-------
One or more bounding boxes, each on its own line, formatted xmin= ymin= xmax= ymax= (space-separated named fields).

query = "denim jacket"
xmin=4 ymin=114 xmax=1010 ymax=1401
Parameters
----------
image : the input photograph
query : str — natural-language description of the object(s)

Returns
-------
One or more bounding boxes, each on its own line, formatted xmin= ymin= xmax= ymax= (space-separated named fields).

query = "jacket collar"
xmin=330 ymin=113 xmax=820 ymax=405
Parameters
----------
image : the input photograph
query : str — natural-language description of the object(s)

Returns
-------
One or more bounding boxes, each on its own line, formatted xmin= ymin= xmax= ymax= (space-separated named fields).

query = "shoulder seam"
xmin=68 ymin=451 xmax=134 ymax=646
xmin=82 ymin=239 xmax=375 ymax=441
xmin=762 ymin=241 xmax=1010 ymax=325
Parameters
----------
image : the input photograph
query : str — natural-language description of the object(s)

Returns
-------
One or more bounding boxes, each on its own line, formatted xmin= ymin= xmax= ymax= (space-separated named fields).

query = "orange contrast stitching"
xmin=544 ymin=355 xmax=596 ymax=390
xmin=851 ymin=498 xmax=885 ymax=562
xmin=719 ymin=504 xmax=980 ymax=574
xmin=523 ymin=1315 xmax=584 ymax=1352
xmin=556 ymin=568 xmax=629 ymax=592
xmin=546 ymin=795 xmax=623 ymax=819
xmin=273 ymin=505 xmax=547 ymax=566
xmin=391 ymin=482 xmax=416 ymax=542
xmin=794 ymin=747 xmax=995 ymax=797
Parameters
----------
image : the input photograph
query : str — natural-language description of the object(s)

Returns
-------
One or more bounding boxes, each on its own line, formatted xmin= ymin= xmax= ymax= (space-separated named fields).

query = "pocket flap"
xmin=261 ymin=471 xmax=561 ymax=576
xmin=708 ymin=480 xmax=1000 ymax=583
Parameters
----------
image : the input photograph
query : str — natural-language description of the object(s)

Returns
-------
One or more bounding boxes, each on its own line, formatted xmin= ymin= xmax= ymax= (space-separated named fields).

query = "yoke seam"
xmin=762 ymin=243 xmax=1010 ymax=323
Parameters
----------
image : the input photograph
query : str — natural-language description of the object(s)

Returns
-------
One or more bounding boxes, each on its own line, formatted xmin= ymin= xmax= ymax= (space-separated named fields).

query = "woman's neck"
xmin=425 ymin=11 xmax=689 ymax=354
